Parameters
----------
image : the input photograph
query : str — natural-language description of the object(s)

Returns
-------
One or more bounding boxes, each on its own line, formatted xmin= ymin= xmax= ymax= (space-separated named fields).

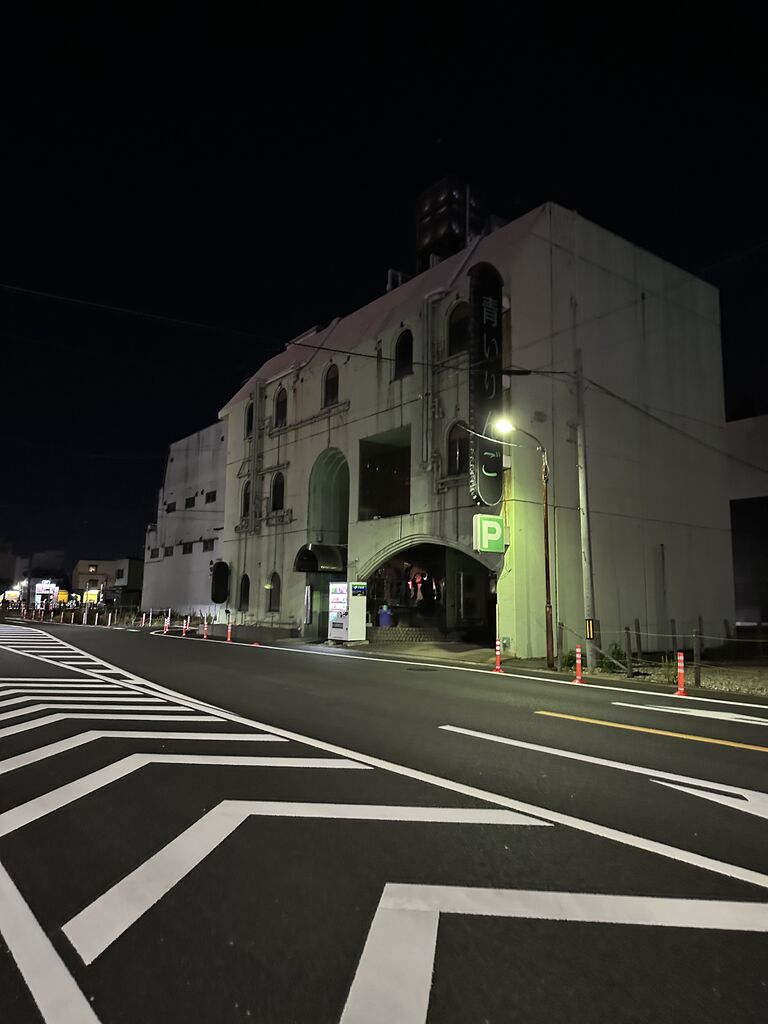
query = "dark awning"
xmin=293 ymin=543 xmax=347 ymax=573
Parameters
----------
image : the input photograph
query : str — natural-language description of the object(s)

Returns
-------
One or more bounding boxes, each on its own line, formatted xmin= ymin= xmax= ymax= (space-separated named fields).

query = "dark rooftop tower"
xmin=415 ymin=175 xmax=484 ymax=273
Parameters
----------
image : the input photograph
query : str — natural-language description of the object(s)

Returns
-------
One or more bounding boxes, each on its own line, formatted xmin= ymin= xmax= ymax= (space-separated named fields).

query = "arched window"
xmin=448 ymin=302 xmax=471 ymax=355
xmin=271 ymin=471 xmax=285 ymax=511
xmin=274 ymin=387 xmax=287 ymax=428
xmin=267 ymin=571 xmax=281 ymax=613
xmin=245 ymin=401 xmax=254 ymax=437
xmin=447 ymin=422 xmax=469 ymax=476
xmin=239 ymin=573 xmax=250 ymax=611
xmin=393 ymin=330 xmax=413 ymax=379
xmin=242 ymin=480 xmax=251 ymax=519
xmin=323 ymin=364 xmax=339 ymax=408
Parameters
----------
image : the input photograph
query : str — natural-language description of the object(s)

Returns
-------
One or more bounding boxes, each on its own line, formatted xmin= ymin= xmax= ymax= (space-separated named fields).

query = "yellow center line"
xmin=535 ymin=711 xmax=768 ymax=753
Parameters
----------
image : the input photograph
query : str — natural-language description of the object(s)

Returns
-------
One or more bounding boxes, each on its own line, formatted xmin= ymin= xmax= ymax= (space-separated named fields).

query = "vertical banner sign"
xmin=468 ymin=262 xmax=504 ymax=505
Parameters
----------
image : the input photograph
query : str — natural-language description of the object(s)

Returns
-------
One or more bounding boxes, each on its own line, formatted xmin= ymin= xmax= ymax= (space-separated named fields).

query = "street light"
xmin=462 ymin=419 xmax=555 ymax=669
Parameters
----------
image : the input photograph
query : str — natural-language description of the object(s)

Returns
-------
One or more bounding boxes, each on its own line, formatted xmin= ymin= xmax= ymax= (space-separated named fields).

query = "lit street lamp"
xmin=462 ymin=420 xmax=555 ymax=668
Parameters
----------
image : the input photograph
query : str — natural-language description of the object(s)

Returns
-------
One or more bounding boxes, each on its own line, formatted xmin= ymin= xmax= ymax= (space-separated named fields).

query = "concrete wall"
xmin=141 ymin=422 xmax=227 ymax=615
xmin=219 ymin=203 xmax=735 ymax=653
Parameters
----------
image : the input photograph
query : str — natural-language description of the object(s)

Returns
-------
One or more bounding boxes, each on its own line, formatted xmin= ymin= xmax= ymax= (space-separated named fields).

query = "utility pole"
xmin=574 ymin=346 xmax=597 ymax=668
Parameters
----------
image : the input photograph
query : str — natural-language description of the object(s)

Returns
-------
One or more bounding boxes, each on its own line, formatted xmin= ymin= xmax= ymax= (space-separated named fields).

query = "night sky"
xmin=3 ymin=10 xmax=766 ymax=566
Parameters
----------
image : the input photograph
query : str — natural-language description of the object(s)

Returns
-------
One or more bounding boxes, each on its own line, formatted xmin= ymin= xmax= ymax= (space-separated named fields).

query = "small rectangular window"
xmin=166 ymin=502 xmax=176 ymax=513
xmin=205 ymin=490 xmax=217 ymax=503
xmin=182 ymin=542 xmax=193 ymax=554
xmin=203 ymin=539 xmax=215 ymax=551
xmin=150 ymin=548 xmax=160 ymax=559
xmin=164 ymin=545 xmax=174 ymax=556
xmin=116 ymin=568 xmax=125 ymax=580
xmin=185 ymin=496 xmax=195 ymax=509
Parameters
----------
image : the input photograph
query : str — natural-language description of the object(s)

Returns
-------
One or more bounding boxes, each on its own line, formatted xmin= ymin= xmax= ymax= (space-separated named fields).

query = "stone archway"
xmin=363 ymin=540 xmax=499 ymax=639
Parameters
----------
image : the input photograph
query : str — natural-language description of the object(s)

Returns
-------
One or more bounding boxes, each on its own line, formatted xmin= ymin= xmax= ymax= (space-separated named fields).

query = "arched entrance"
xmin=307 ymin=447 xmax=349 ymax=544
xmin=299 ymin=448 xmax=350 ymax=638
xmin=366 ymin=542 xmax=497 ymax=640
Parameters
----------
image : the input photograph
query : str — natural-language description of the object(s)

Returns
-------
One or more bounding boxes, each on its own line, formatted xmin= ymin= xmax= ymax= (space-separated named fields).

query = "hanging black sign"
xmin=468 ymin=262 xmax=504 ymax=506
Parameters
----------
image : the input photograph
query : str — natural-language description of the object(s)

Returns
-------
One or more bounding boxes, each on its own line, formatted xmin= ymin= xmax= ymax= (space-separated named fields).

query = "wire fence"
xmin=557 ymin=616 xmax=768 ymax=691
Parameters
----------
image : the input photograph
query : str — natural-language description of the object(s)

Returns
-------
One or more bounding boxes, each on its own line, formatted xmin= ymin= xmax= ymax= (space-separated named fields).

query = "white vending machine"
xmin=327 ymin=582 xmax=368 ymax=642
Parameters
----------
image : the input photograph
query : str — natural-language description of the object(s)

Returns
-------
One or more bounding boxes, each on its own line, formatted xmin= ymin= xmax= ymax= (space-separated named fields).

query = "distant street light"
xmin=461 ymin=420 xmax=554 ymax=668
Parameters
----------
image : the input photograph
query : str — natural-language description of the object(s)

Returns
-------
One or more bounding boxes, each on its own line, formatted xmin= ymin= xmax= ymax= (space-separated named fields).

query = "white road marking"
xmin=0 ymin=694 xmax=163 ymax=708
xmin=0 ymin=712 xmax=218 ymax=740
xmin=0 ymin=678 xmax=91 ymax=682
xmin=0 ymin=703 xmax=186 ymax=724
xmin=0 ymin=858 xmax=100 ymax=1024
xmin=613 ymin=701 xmax=768 ymax=726
xmin=0 ymin=730 xmax=287 ymax=775
xmin=652 ymin=781 xmax=768 ymax=821
xmin=63 ymin=801 xmax=547 ymax=963
xmin=0 ymin=755 xmax=369 ymax=837
xmin=63 ymin=644 xmax=768 ymax=892
xmin=340 ymin=884 xmax=768 ymax=1024
xmin=0 ymin=687 xmax=124 ymax=696
xmin=439 ymin=725 xmax=768 ymax=822
xmin=151 ymin=627 xmax=768 ymax=711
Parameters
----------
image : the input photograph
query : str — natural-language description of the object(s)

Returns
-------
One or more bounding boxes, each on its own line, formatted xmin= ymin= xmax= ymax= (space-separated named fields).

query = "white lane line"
xmin=151 ymin=629 xmax=768 ymax=711
xmin=340 ymin=885 xmax=768 ymax=1024
xmin=613 ymin=702 xmax=768 ymax=726
xmin=0 ymin=731 xmax=287 ymax=776
xmin=63 ymin=800 xmax=547 ymax=964
xmin=0 ymin=858 xmax=100 ymax=1024
xmin=0 ymin=712 xmax=218 ymax=740
xmin=439 ymin=725 xmax=768 ymax=822
xmin=0 ymin=755 xmax=370 ymax=838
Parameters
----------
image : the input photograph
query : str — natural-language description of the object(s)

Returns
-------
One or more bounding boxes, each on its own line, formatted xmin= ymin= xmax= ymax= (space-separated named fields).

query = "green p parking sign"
xmin=472 ymin=513 xmax=506 ymax=553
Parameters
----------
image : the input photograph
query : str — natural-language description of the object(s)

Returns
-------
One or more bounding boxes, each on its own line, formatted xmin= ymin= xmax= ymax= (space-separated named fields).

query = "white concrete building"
xmin=217 ymin=202 xmax=735 ymax=655
xmin=141 ymin=422 xmax=227 ymax=615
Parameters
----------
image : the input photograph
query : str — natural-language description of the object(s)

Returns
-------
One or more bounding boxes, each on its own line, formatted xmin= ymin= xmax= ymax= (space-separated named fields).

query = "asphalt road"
xmin=0 ymin=620 xmax=766 ymax=1023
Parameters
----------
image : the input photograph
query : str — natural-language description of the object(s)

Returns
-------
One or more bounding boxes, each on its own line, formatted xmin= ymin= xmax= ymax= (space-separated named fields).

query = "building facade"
xmin=727 ymin=414 xmax=768 ymax=624
xmin=141 ymin=422 xmax=227 ymax=615
xmin=217 ymin=203 xmax=735 ymax=655
xmin=71 ymin=558 xmax=144 ymax=605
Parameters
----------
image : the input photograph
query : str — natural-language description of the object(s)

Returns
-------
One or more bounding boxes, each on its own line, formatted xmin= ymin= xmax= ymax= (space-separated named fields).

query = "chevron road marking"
xmin=339 ymin=884 xmax=768 ymax=1024
xmin=0 ymin=703 xmax=197 ymax=724
xmin=0 ymin=755 xmax=370 ymax=838
xmin=0 ymin=712 xmax=219 ymax=740
xmin=0 ymin=730 xmax=287 ymax=776
xmin=0 ymin=694 xmax=164 ymax=708
xmin=0 ymin=860 xmax=100 ymax=1024
xmin=63 ymin=800 xmax=549 ymax=964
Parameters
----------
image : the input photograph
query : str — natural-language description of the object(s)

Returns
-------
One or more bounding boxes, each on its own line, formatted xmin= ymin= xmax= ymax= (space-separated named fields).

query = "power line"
xmin=0 ymin=282 xmax=271 ymax=342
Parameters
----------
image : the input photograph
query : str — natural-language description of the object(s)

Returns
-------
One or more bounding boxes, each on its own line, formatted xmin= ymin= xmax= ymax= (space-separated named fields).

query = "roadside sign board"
xmin=473 ymin=513 xmax=506 ymax=553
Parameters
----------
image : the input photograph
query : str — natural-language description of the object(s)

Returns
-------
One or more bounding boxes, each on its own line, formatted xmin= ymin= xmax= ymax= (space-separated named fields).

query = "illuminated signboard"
xmin=468 ymin=262 xmax=504 ymax=507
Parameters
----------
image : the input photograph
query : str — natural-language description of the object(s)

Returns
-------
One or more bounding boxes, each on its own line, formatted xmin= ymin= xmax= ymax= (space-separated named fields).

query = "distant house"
xmin=71 ymin=558 xmax=143 ymax=606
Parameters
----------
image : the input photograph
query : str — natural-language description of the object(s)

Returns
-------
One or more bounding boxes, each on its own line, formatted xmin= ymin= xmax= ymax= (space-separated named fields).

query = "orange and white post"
xmin=226 ymin=620 xmax=232 ymax=643
xmin=675 ymin=650 xmax=686 ymax=696
xmin=203 ymin=616 xmax=209 ymax=640
xmin=573 ymin=644 xmax=583 ymax=683
xmin=492 ymin=603 xmax=503 ymax=673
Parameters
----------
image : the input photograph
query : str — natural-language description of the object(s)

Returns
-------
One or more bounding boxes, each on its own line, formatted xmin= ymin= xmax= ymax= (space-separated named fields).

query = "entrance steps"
xmin=367 ymin=625 xmax=447 ymax=645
